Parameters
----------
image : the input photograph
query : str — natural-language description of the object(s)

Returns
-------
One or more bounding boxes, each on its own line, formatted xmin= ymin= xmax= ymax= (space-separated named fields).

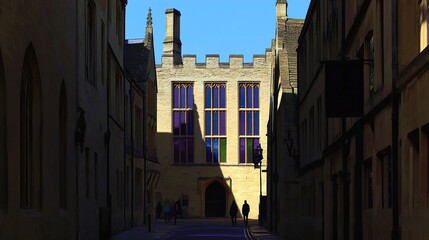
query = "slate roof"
xmin=124 ymin=39 xmax=150 ymax=82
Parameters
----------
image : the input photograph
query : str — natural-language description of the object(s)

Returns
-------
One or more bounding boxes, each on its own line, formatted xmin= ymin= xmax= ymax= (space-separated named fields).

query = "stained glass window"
xmin=239 ymin=83 xmax=260 ymax=163
xmin=172 ymin=83 xmax=194 ymax=163
xmin=205 ymin=83 xmax=227 ymax=163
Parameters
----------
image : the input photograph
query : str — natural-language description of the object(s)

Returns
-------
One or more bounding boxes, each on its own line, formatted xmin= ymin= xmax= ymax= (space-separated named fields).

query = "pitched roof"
xmin=124 ymin=39 xmax=150 ymax=82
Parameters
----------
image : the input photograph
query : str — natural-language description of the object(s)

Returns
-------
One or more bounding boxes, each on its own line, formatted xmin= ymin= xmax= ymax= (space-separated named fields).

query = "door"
xmin=205 ymin=181 xmax=226 ymax=217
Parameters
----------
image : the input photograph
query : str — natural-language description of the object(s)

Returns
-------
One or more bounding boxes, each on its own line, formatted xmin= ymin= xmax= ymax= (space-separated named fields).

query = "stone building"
xmin=266 ymin=1 xmax=303 ymax=239
xmin=156 ymin=8 xmax=271 ymax=219
xmin=124 ymin=8 xmax=160 ymax=226
xmin=297 ymin=0 xmax=429 ymax=239
xmin=0 ymin=0 xmax=133 ymax=239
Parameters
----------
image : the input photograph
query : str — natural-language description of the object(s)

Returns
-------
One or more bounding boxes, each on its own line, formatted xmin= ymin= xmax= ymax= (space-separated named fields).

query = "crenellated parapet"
xmin=160 ymin=49 xmax=273 ymax=69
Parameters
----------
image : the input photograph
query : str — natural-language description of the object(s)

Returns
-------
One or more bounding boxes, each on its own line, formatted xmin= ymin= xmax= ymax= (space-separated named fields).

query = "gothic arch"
xmin=204 ymin=180 xmax=227 ymax=217
xmin=20 ymin=43 xmax=42 ymax=209
xmin=59 ymin=80 xmax=67 ymax=209
xmin=0 ymin=46 xmax=7 ymax=209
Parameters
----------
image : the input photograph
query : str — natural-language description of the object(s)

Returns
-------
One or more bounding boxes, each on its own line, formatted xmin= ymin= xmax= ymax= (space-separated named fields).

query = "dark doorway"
xmin=205 ymin=181 xmax=226 ymax=217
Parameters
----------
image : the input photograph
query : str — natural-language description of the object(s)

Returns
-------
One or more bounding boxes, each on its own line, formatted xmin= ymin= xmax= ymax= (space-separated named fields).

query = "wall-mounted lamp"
xmin=284 ymin=130 xmax=298 ymax=160
xmin=75 ymin=107 xmax=86 ymax=152
xmin=253 ymin=143 xmax=263 ymax=169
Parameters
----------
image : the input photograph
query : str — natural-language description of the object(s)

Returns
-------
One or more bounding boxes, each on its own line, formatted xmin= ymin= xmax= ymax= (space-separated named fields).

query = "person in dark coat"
xmin=242 ymin=200 xmax=250 ymax=226
xmin=229 ymin=200 xmax=238 ymax=226
xmin=156 ymin=201 xmax=163 ymax=220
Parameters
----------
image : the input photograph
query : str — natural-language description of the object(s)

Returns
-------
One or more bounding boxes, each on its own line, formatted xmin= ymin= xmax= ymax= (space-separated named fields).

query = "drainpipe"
xmin=391 ymin=0 xmax=399 ymax=239
xmin=130 ymin=87 xmax=134 ymax=226
xmin=341 ymin=0 xmax=350 ymax=238
xmin=143 ymin=90 xmax=147 ymax=225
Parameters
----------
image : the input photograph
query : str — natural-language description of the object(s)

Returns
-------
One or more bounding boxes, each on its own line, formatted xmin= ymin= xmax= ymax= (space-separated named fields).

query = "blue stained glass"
xmin=188 ymin=138 xmax=194 ymax=163
xmin=247 ymin=87 xmax=252 ymax=108
xmin=173 ymin=87 xmax=179 ymax=108
xmin=205 ymin=112 xmax=211 ymax=135
xmin=239 ymin=86 xmax=245 ymax=108
xmin=220 ymin=111 xmax=226 ymax=135
xmin=213 ymin=139 xmax=219 ymax=163
xmin=239 ymin=112 xmax=245 ymax=135
xmin=187 ymin=87 xmax=193 ymax=108
xmin=180 ymin=87 xmax=186 ymax=108
xmin=213 ymin=111 xmax=218 ymax=135
xmin=254 ymin=111 xmax=259 ymax=135
xmin=254 ymin=87 xmax=259 ymax=108
xmin=173 ymin=112 xmax=180 ymax=135
xmin=220 ymin=86 xmax=226 ymax=108
xmin=213 ymin=87 xmax=219 ymax=108
xmin=206 ymin=139 xmax=212 ymax=163
xmin=239 ymin=138 xmax=245 ymax=163
xmin=206 ymin=87 xmax=211 ymax=108
xmin=247 ymin=112 xmax=253 ymax=135
xmin=180 ymin=111 xmax=186 ymax=135
xmin=187 ymin=111 xmax=193 ymax=135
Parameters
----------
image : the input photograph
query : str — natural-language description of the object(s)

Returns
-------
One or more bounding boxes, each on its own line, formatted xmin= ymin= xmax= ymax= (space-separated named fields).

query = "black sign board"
xmin=325 ymin=60 xmax=363 ymax=117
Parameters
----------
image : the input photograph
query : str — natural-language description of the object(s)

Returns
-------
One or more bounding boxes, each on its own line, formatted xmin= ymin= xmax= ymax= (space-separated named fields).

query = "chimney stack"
xmin=163 ymin=8 xmax=182 ymax=65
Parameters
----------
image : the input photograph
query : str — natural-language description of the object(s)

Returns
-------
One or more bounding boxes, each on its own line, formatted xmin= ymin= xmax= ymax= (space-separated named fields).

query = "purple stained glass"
xmin=239 ymin=138 xmax=245 ymax=163
xmin=247 ymin=87 xmax=253 ymax=108
xmin=174 ymin=138 xmax=180 ymax=163
xmin=247 ymin=112 xmax=253 ymax=135
xmin=220 ymin=86 xmax=226 ymax=108
xmin=187 ymin=111 xmax=193 ymax=135
xmin=188 ymin=138 xmax=194 ymax=163
xmin=254 ymin=87 xmax=259 ymax=108
xmin=173 ymin=112 xmax=180 ymax=135
xmin=206 ymin=139 xmax=212 ymax=163
xmin=206 ymin=87 xmax=211 ymax=108
xmin=180 ymin=111 xmax=186 ymax=135
xmin=180 ymin=87 xmax=186 ymax=108
xmin=205 ymin=112 xmax=211 ymax=135
xmin=213 ymin=139 xmax=219 ymax=163
xmin=220 ymin=111 xmax=226 ymax=135
xmin=173 ymin=87 xmax=179 ymax=108
xmin=239 ymin=112 xmax=245 ymax=135
xmin=180 ymin=138 xmax=186 ymax=163
xmin=213 ymin=112 xmax=218 ymax=135
xmin=213 ymin=86 xmax=219 ymax=108
xmin=253 ymin=138 xmax=260 ymax=153
xmin=187 ymin=86 xmax=193 ymax=108
xmin=254 ymin=111 xmax=259 ymax=135
xmin=239 ymin=86 xmax=245 ymax=108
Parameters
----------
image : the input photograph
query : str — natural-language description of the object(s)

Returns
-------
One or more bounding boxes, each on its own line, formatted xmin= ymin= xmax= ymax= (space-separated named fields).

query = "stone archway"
xmin=205 ymin=181 xmax=226 ymax=217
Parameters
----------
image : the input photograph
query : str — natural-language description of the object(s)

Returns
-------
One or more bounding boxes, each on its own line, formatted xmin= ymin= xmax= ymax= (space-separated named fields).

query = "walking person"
xmin=242 ymin=200 xmax=250 ymax=226
xmin=156 ymin=201 xmax=163 ymax=220
xmin=229 ymin=200 xmax=238 ymax=226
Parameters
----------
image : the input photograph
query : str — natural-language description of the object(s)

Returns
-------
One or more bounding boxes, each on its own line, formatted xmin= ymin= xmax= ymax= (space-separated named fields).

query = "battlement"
xmin=161 ymin=49 xmax=272 ymax=69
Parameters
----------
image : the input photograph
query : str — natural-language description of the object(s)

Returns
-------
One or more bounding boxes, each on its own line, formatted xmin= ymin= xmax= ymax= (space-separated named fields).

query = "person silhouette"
xmin=156 ymin=201 xmax=163 ymax=220
xmin=242 ymin=200 xmax=250 ymax=226
xmin=229 ymin=200 xmax=238 ymax=226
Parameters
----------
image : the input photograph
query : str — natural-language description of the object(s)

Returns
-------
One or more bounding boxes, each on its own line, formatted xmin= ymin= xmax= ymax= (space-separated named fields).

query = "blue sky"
xmin=125 ymin=0 xmax=311 ymax=64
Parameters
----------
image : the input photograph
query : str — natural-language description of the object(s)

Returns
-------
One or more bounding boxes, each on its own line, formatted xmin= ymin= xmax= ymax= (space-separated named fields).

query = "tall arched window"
xmin=0 ymin=47 xmax=7 ymax=209
xmin=20 ymin=44 xmax=42 ymax=209
xmin=59 ymin=81 xmax=67 ymax=209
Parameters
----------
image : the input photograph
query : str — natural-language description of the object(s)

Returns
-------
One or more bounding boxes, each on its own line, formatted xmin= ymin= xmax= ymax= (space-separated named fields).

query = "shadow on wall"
xmin=156 ymin=95 xmax=248 ymax=219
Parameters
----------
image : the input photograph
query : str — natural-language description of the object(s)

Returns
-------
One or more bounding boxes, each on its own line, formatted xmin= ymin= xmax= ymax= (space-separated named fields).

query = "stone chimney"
xmin=163 ymin=8 xmax=182 ymax=65
xmin=275 ymin=0 xmax=288 ymax=50
xmin=276 ymin=0 xmax=288 ymax=19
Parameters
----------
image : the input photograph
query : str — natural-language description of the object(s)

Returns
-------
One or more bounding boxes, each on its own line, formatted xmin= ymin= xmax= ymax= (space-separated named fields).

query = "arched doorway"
xmin=205 ymin=181 xmax=226 ymax=217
